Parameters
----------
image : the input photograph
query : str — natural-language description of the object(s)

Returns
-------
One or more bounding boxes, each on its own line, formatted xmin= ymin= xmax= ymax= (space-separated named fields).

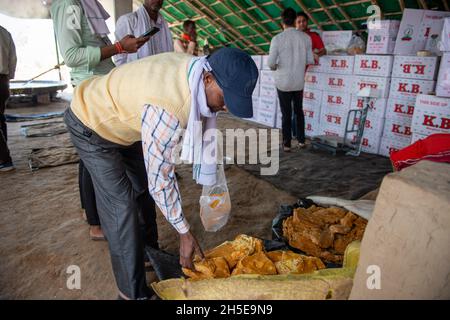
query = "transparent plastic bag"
xmin=347 ymin=34 xmax=366 ymax=55
xmin=199 ymin=164 xmax=231 ymax=232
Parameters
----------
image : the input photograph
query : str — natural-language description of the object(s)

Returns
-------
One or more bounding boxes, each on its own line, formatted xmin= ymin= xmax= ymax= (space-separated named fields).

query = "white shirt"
xmin=267 ymin=28 xmax=314 ymax=92
xmin=0 ymin=26 xmax=17 ymax=79
xmin=114 ymin=6 xmax=174 ymax=66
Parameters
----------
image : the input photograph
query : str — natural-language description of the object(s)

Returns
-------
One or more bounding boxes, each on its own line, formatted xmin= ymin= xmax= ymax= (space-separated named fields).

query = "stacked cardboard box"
xmin=316 ymin=55 xmax=354 ymax=137
xmin=351 ymin=54 xmax=394 ymax=154
xmin=367 ymin=20 xmax=400 ymax=55
xmin=411 ymin=95 xmax=450 ymax=143
xmin=394 ymin=9 xmax=450 ymax=56
xmin=249 ymin=55 xmax=279 ymax=128
xmin=379 ymin=55 xmax=438 ymax=156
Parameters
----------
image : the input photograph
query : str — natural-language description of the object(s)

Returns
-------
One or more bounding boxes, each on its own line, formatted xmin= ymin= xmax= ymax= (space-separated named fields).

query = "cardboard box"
xmin=352 ymin=75 xmax=391 ymax=99
xmin=303 ymin=104 xmax=321 ymax=122
xmin=303 ymin=88 xmax=323 ymax=108
xmin=436 ymin=53 xmax=450 ymax=98
xmin=411 ymin=132 xmax=428 ymax=144
xmin=323 ymin=73 xmax=354 ymax=94
xmin=259 ymin=83 xmax=277 ymax=99
xmin=378 ymin=136 xmax=412 ymax=157
xmin=307 ymin=61 xmax=324 ymax=73
xmin=321 ymin=31 xmax=353 ymax=54
xmin=352 ymin=115 xmax=385 ymax=138
xmin=367 ymin=31 xmax=397 ymax=55
xmin=350 ymin=132 xmax=382 ymax=155
xmin=392 ymin=56 xmax=439 ymax=80
xmin=256 ymin=109 xmax=276 ymax=127
xmin=412 ymin=94 xmax=450 ymax=135
xmin=353 ymin=55 xmax=394 ymax=77
xmin=321 ymin=91 xmax=352 ymax=116
xmin=383 ymin=116 xmax=413 ymax=141
xmin=319 ymin=121 xmax=346 ymax=137
xmin=250 ymin=95 xmax=259 ymax=121
xmin=319 ymin=55 xmax=355 ymax=75
xmin=258 ymin=96 xmax=278 ymax=113
xmin=253 ymin=77 xmax=260 ymax=97
xmin=304 ymin=118 xmax=320 ymax=138
xmin=262 ymin=55 xmax=271 ymax=70
xmin=439 ymin=17 xmax=450 ymax=52
xmin=260 ymin=70 xmax=275 ymax=86
xmin=368 ymin=20 xmax=401 ymax=35
xmin=350 ymin=95 xmax=387 ymax=119
xmin=251 ymin=55 xmax=262 ymax=70
xmin=394 ymin=9 xmax=450 ymax=55
xmin=389 ymin=78 xmax=436 ymax=100
xmin=386 ymin=98 xmax=416 ymax=120
xmin=304 ymin=72 xmax=323 ymax=90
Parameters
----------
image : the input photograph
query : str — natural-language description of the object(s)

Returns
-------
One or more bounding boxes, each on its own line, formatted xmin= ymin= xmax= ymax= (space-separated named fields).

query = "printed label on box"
xmin=350 ymin=95 xmax=387 ymax=119
xmin=321 ymin=91 xmax=352 ymax=115
xmin=440 ymin=17 xmax=450 ymax=52
xmin=367 ymin=32 xmax=396 ymax=55
xmin=412 ymin=94 xmax=450 ymax=135
xmin=354 ymin=55 xmax=394 ymax=77
xmin=259 ymin=83 xmax=277 ymax=98
xmin=389 ymin=78 xmax=435 ymax=100
xmin=383 ymin=117 xmax=413 ymax=141
xmin=352 ymin=115 xmax=385 ymax=138
xmin=258 ymin=96 xmax=278 ymax=112
xmin=260 ymin=70 xmax=275 ymax=86
xmin=323 ymin=74 xmax=354 ymax=93
xmin=392 ymin=56 xmax=439 ymax=80
xmin=320 ymin=55 xmax=355 ymax=75
xmin=352 ymin=75 xmax=391 ymax=98
xmin=256 ymin=109 xmax=276 ymax=127
xmin=304 ymin=72 xmax=323 ymax=90
xmin=303 ymin=88 xmax=323 ymax=108
xmin=305 ymin=118 xmax=320 ymax=138
xmin=386 ymin=98 xmax=416 ymax=119
xmin=350 ymin=133 xmax=382 ymax=155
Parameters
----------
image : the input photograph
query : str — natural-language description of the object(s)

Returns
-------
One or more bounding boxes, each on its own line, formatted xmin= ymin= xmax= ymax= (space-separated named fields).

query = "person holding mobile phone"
xmin=51 ymin=0 xmax=150 ymax=242
xmin=114 ymin=0 xmax=174 ymax=67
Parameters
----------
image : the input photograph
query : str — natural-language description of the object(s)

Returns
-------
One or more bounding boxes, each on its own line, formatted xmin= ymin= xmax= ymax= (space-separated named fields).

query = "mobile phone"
xmin=140 ymin=27 xmax=160 ymax=38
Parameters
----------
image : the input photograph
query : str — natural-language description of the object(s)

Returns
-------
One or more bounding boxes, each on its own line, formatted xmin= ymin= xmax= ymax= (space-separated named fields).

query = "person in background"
xmin=51 ymin=0 xmax=149 ymax=241
xmin=64 ymin=48 xmax=258 ymax=299
xmin=0 ymin=25 xmax=17 ymax=172
xmin=268 ymin=8 xmax=314 ymax=152
xmin=296 ymin=12 xmax=326 ymax=63
xmin=174 ymin=20 xmax=198 ymax=55
xmin=115 ymin=0 xmax=173 ymax=66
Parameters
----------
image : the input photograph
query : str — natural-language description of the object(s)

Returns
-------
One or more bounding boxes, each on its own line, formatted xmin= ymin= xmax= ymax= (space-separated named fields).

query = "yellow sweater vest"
xmin=71 ymin=53 xmax=193 ymax=145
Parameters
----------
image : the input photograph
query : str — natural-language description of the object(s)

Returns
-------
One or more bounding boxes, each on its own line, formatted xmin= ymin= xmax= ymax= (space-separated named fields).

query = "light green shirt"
xmin=50 ymin=0 xmax=115 ymax=85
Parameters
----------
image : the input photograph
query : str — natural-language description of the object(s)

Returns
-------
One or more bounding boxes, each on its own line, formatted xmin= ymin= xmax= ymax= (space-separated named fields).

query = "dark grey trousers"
xmin=64 ymin=108 xmax=155 ymax=299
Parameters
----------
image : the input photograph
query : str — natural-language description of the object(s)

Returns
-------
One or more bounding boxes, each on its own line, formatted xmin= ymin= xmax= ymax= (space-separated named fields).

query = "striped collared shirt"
xmin=141 ymin=104 xmax=190 ymax=234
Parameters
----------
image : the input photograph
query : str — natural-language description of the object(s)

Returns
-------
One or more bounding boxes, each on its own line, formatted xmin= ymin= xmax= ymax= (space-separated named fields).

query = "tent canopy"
xmin=152 ymin=0 xmax=449 ymax=54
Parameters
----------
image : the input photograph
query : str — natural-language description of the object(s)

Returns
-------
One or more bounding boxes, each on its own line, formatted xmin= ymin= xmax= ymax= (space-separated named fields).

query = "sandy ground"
xmin=0 ymin=99 xmax=296 ymax=299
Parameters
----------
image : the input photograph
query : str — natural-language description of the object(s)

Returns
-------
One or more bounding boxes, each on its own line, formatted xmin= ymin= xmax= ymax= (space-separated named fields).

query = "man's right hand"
xmin=179 ymin=230 xmax=204 ymax=270
xmin=119 ymin=35 xmax=150 ymax=53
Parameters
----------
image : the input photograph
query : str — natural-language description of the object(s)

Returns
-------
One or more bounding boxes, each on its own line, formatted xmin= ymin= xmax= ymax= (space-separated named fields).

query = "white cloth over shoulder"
xmin=181 ymin=57 xmax=218 ymax=186
xmin=79 ymin=0 xmax=110 ymax=37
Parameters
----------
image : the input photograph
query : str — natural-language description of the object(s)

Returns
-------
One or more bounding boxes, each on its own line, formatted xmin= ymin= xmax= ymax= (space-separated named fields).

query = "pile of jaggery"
xmin=182 ymin=234 xmax=326 ymax=280
xmin=283 ymin=205 xmax=367 ymax=264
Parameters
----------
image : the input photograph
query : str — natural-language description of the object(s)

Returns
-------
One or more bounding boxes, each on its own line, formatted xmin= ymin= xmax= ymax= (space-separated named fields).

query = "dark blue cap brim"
xmin=223 ymin=88 xmax=253 ymax=118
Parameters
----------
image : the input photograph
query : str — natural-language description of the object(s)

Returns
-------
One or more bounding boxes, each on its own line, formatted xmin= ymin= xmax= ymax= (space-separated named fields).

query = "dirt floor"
xmin=0 ymin=98 xmax=297 ymax=299
xmin=0 ymin=96 xmax=389 ymax=299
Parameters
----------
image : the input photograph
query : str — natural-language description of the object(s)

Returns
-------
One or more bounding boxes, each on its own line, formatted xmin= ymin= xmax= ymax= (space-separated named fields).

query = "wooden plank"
xmin=316 ymin=0 xmax=343 ymax=30
xmin=330 ymin=0 xmax=358 ymax=30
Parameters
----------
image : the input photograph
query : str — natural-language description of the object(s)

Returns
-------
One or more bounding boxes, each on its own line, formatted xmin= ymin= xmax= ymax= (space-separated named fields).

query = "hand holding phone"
xmin=140 ymin=27 xmax=160 ymax=38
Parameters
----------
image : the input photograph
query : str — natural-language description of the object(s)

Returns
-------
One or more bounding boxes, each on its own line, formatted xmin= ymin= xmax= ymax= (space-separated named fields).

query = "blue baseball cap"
xmin=207 ymin=47 xmax=259 ymax=118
